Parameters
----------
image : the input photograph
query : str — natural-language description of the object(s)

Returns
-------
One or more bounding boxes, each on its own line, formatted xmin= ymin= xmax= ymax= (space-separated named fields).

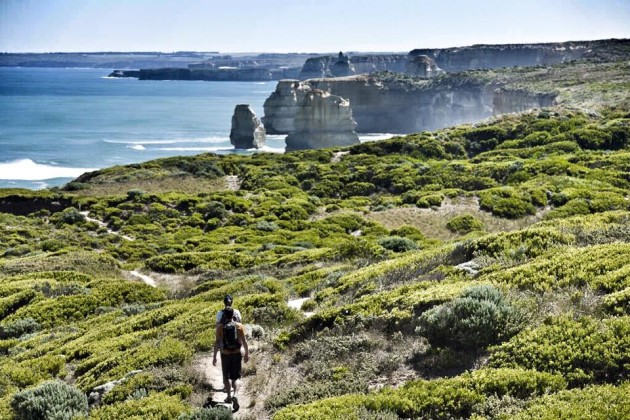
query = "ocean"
xmin=0 ymin=67 xmax=392 ymax=190
xmin=0 ymin=67 xmax=283 ymax=189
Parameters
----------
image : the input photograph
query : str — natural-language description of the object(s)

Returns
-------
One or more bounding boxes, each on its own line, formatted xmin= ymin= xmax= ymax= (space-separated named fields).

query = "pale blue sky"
xmin=1 ymin=0 xmax=629 ymax=53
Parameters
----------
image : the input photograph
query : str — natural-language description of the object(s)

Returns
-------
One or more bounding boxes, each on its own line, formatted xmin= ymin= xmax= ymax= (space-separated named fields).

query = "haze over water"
xmin=0 ymin=67 xmax=281 ymax=189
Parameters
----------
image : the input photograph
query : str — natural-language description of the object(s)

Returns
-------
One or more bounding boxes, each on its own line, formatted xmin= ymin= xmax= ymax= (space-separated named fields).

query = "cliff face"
xmin=311 ymin=75 xmax=497 ymax=133
xmin=285 ymin=90 xmax=359 ymax=151
xmin=263 ymin=75 xmax=558 ymax=135
xmin=296 ymin=40 xmax=630 ymax=80
xmin=409 ymin=42 xmax=588 ymax=72
xmin=299 ymin=54 xmax=416 ymax=80
xmin=262 ymin=80 xmax=308 ymax=134
xmin=492 ymin=88 xmax=557 ymax=115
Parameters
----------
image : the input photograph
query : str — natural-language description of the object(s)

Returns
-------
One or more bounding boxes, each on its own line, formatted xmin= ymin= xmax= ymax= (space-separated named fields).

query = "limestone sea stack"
xmin=285 ymin=90 xmax=359 ymax=151
xmin=262 ymin=80 xmax=308 ymax=134
xmin=230 ymin=105 xmax=266 ymax=149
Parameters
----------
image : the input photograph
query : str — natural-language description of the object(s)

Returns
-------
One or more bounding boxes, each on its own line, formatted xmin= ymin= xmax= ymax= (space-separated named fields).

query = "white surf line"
xmin=129 ymin=271 xmax=157 ymax=288
xmin=80 ymin=211 xmax=134 ymax=241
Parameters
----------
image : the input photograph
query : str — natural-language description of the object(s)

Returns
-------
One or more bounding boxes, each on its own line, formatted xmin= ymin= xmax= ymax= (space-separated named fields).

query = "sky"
xmin=1 ymin=0 xmax=629 ymax=53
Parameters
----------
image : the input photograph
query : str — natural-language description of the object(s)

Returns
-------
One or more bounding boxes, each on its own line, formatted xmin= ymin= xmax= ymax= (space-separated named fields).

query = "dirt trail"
xmin=80 ymin=211 xmax=134 ymax=241
xmin=194 ymin=352 xmax=252 ymax=418
xmin=225 ymin=175 xmax=241 ymax=191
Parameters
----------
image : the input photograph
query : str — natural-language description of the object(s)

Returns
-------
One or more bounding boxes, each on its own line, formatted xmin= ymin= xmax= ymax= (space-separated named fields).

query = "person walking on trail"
xmin=216 ymin=294 xmax=242 ymax=326
xmin=213 ymin=307 xmax=249 ymax=411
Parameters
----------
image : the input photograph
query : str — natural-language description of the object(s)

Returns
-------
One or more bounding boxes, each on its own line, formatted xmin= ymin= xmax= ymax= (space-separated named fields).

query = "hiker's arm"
xmin=212 ymin=325 xmax=221 ymax=366
xmin=239 ymin=326 xmax=249 ymax=363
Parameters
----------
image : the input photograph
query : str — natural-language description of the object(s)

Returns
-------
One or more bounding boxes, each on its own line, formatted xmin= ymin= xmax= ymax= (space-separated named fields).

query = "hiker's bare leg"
xmin=231 ymin=379 xmax=238 ymax=396
xmin=224 ymin=378 xmax=232 ymax=399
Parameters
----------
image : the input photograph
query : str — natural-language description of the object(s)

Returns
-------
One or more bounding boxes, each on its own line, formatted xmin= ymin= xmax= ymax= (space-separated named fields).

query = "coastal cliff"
xmin=299 ymin=53 xmax=409 ymax=79
xmin=285 ymin=90 xmax=359 ymax=151
xmin=297 ymin=39 xmax=629 ymax=79
xmin=263 ymin=73 xmax=545 ymax=135
xmin=110 ymin=67 xmax=299 ymax=81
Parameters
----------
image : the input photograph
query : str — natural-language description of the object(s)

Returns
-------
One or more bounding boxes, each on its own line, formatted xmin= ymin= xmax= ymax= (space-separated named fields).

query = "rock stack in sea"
xmin=285 ymin=90 xmax=359 ymax=151
xmin=230 ymin=105 xmax=266 ymax=149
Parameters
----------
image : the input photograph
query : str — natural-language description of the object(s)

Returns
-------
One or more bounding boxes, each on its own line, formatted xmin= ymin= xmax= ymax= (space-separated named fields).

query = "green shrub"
xmin=446 ymin=215 xmax=485 ymax=234
xmin=0 ymin=290 xmax=39 ymax=321
xmin=570 ymin=128 xmax=614 ymax=150
xmin=489 ymin=316 xmax=630 ymax=386
xmin=198 ymin=201 xmax=228 ymax=221
xmin=273 ymin=368 xmax=563 ymax=420
xmin=11 ymin=380 xmax=88 ymax=420
xmin=51 ymin=208 xmax=85 ymax=227
xmin=87 ymin=392 xmax=187 ymax=419
xmin=377 ymin=236 xmax=418 ymax=253
xmin=416 ymin=194 xmax=444 ymax=208
xmin=256 ymin=221 xmax=279 ymax=232
xmin=344 ymin=182 xmax=376 ymax=197
xmin=40 ymin=240 xmax=66 ymax=253
xmin=0 ymin=318 xmax=41 ymax=339
xmin=483 ymin=243 xmax=630 ymax=292
xmin=265 ymin=379 xmax=368 ymax=413
xmin=417 ymin=285 xmax=523 ymax=351
xmin=478 ymin=188 xmax=536 ymax=219
xmin=178 ymin=407 xmax=233 ymax=420
xmin=510 ymin=382 xmax=630 ymax=420
xmin=603 ymin=287 xmax=630 ymax=315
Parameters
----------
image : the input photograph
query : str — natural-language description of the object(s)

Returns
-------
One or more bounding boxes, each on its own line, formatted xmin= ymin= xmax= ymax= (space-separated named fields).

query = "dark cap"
xmin=223 ymin=294 xmax=233 ymax=306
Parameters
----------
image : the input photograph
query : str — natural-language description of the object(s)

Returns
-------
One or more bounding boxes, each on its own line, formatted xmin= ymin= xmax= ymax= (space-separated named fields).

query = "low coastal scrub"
xmin=488 ymin=316 xmax=630 ymax=386
xmin=11 ymin=380 xmax=88 ymax=420
xmin=0 ymin=105 xmax=628 ymax=418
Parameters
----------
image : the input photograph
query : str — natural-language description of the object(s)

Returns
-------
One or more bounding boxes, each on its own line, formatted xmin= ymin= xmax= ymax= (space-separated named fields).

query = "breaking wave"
xmin=0 ymin=159 xmax=96 ymax=181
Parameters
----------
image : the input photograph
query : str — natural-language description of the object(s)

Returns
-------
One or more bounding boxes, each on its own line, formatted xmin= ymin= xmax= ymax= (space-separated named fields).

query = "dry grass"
xmin=367 ymin=197 xmax=547 ymax=241
xmin=67 ymin=175 xmax=230 ymax=197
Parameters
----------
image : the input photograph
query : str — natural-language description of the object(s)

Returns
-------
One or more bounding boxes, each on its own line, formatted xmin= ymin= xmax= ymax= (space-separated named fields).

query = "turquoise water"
xmin=0 ymin=67 xmax=281 ymax=189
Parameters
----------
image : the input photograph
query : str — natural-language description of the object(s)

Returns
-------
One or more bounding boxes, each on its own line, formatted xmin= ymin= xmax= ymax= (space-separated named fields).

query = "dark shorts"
xmin=220 ymin=352 xmax=242 ymax=381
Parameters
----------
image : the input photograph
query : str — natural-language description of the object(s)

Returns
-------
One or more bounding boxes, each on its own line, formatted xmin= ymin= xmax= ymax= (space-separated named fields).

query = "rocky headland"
xmin=299 ymin=39 xmax=629 ymax=79
xmin=262 ymin=72 xmax=557 ymax=136
xmin=105 ymin=39 xmax=629 ymax=82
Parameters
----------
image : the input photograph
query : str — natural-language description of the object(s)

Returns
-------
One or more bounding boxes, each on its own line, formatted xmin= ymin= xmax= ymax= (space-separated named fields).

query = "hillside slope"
xmin=1 ymin=109 xmax=629 ymax=417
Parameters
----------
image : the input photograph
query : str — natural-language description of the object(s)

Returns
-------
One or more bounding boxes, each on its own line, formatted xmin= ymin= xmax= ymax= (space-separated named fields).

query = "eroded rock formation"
xmin=262 ymin=80 xmax=310 ymax=134
xmin=331 ymin=52 xmax=355 ymax=77
xmin=263 ymin=74 xmax=558 ymax=135
xmin=406 ymin=55 xmax=444 ymax=78
xmin=230 ymin=105 xmax=266 ymax=149
xmin=285 ymin=90 xmax=359 ymax=151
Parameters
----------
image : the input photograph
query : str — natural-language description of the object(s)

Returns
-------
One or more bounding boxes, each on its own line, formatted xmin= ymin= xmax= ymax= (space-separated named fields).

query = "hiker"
xmin=216 ymin=294 xmax=242 ymax=326
xmin=213 ymin=307 xmax=249 ymax=411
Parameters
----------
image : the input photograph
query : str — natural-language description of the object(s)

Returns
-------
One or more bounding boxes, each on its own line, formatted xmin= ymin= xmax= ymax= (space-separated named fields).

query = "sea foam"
xmin=0 ymin=159 xmax=96 ymax=181
xmin=103 ymin=137 xmax=228 ymax=145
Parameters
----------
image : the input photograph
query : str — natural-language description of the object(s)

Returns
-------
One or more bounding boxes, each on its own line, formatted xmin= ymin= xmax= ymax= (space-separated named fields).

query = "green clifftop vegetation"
xmin=1 ymin=57 xmax=629 ymax=419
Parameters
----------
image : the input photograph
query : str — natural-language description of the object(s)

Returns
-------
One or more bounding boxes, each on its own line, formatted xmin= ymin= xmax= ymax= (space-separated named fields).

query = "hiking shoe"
xmin=232 ymin=395 xmax=240 ymax=412
xmin=224 ymin=396 xmax=233 ymax=404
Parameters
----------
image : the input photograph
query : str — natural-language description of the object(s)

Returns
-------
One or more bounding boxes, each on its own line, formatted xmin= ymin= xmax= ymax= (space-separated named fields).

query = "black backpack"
xmin=222 ymin=321 xmax=241 ymax=351
xmin=219 ymin=310 xmax=241 ymax=325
